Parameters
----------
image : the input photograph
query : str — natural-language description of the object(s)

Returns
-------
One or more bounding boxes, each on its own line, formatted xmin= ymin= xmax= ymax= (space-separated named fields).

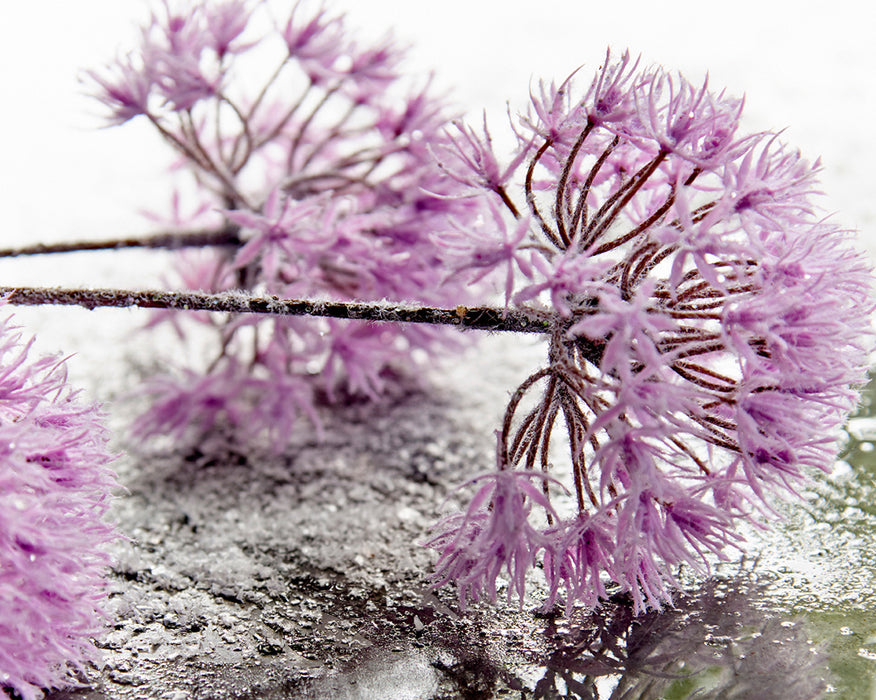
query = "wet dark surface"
xmin=16 ymin=334 xmax=876 ymax=699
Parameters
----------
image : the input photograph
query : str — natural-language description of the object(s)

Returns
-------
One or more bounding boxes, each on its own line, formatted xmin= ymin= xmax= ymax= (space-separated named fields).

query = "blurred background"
xmin=2 ymin=0 xmax=873 ymax=371
xmin=1 ymin=0 xmax=874 ymax=256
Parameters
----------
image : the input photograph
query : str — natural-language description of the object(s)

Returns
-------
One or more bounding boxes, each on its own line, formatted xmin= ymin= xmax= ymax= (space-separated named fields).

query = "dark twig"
xmin=0 ymin=228 xmax=242 ymax=258
xmin=0 ymin=285 xmax=561 ymax=335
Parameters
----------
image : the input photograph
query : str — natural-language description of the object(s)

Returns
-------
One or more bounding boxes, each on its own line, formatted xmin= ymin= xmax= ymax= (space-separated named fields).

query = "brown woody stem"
xmin=0 ymin=286 xmax=556 ymax=335
xmin=0 ymin=228 xmax=242 ymax=258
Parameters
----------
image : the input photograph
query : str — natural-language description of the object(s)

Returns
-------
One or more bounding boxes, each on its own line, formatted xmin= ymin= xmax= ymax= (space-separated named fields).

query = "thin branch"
xmin=572 ymin=134 xmax=620 ymax=237
xmin=501 ymin=367 xmax=555 ymax=463
xmin=525 ymin=139 xmax=563 ymax=249
xmin=584 ymin=150 xmax=668 ymax=250
xmin=554 ymin=121 xmax=594 ymax=248
xmin=286 ymin=82 xmax=342 ymax=172
xmin=560 ymin=392 xmax=594 ymax=510
xmin=494 ymin=185 xmax=521 ymax=219
xmin=150 ymin=115 xmax=251 ymax=208
xmin=0 ymin=228 xmax=242 ymax=258
xmin=0 ymin=286 xmax=559 ymax=335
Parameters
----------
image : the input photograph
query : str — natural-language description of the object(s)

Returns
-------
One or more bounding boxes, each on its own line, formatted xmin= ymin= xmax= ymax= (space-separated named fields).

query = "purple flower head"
xmin=435 ymin=114 xmax=533 ymax=198
xmin=225 ymin=188 xmax=324 ymax=277
xmin=0 ymin=308 xmax=118 ymax=700
xmin=523 ymin=73 xmax=588 ymax=146
xmin=94 ymin=1 xmax=490 ymax=448
xmin=435 ymin=201 xmax=535 ymax=310
xmin=426 ymin=460 xmax=562 ymax=607
xmin=580 ymin=48 xmax=640 ymax=126
xmin=542 ymin=512 xmax=615 ymax=613
xmin=339 ymin=35 xmax=404 ymax=103
xmin=140 ymin=0 xmax=227 ymax=111
xmin=568 ymin=280 xmax=678 ymax=376
xmin=376 ymin=78 xmax=447 ymax=142
xmin=204 ymin=0 xmax=255 ymax=58
xmin=630 ymin=69 xmax=751 ymax=168
xmin=84 ymin=54 xmax=153 ymax=125
xmin=429 ymin=51 xmax=873 ymax=613
xmin=723 ymin=134 xmax=822 ymax=230
xmin=86 ymin=0 xmax=263 ymax=123
xmin=281 ymin=1 xmax=348 ymax=79
xmin=512 ymin=250 xmax=613 ymax=317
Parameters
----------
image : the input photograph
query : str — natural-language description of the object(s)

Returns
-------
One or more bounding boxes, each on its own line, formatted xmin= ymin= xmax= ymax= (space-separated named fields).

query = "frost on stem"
xmin=428 ymin=50 xmax=874 ymax=613
xmin=88 ymin=0 xmax=488 ymax=449
xmin=0 ymin=306 xmax=118 ymax=700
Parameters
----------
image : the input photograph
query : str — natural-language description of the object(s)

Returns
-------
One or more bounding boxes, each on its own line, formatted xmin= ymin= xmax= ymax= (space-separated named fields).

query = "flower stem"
xmin=0 ymin=228 xmax=241 ymax=258
xmin=0 ymin=286 xmax=554 ymax=334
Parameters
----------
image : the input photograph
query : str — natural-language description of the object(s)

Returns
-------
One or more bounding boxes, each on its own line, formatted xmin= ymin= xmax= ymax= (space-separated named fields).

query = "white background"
xmin=1 ymin=0 xmax=874 ymax=240
xmin=0 ymin=0 xmax=873 ymax=360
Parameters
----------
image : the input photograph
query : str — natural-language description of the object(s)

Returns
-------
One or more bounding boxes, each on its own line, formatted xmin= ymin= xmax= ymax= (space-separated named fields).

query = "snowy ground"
xmin=34 ymin=332 xmax=833 ymax=699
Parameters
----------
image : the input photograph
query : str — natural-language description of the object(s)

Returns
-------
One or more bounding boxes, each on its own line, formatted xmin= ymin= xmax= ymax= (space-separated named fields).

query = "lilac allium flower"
xmin=0 ymin=308 xmax=118 ymax=700
xmin=90 ymin=0 xmax=485 ymax=448
xmin=428 ymin=51 xmax=873 ymax=613
xmin=435 ymin=201 xmax=535 ymax=310
xmin=426 ymin=450 xmax=562 ymax=607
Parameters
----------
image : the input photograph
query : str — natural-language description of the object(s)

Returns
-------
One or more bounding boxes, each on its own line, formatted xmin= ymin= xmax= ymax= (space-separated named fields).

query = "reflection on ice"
xmin=528 ymin=572 xmax=827 ymax=699
xmin=277 ymin=570 xmax=830 ymax=699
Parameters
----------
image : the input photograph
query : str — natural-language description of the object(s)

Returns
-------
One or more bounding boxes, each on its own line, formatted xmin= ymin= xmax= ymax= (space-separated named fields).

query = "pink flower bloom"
xmin=0 ymin=309 xmax=118 ymax=700
xmin=204 ymin=0 xmax=254 ymax=58
xmin=512 ymin=250 xmax=613 ymax=316
xmin=630 ymin=69 xmax=753 ymax=168
xmin=580 ymin=48 xmax=640 ymax=126
xmin=568 ymin=280 xmax=678 ymax=375
xmin=523 ymin=73 xmax=587 ymax=146
xmin=376 ymin=78 xmax=447 ymax=142
xmin=133 ymin=365 xmax=246 ymax=443
xmin=281 ymin=1 xmax=348 ymax=80
xmin=91 ymin=1 xmax=491 ymax=448
xmin=84 ymin=54 xmax=153 ymax=125
xmin=436 ymin=114 xmax=533 ymax=196
xmin=436 ymin=202 xmax=535 ymax=309
xmin=426 ymin=467 xmax=561 ymax=607
xmin=542 ymin=512 xmax=615 ymax=612
xmin=339 ymin=35 xmax=404 ymax=103
xmin=87 ymin=0 xmax=249 ymax=123
xmin=226 ymin=189 xmax=322 ymax=277
xmin=723 ymin=135 xmax=822 ymax=230
xmin=319 ymin=320 xmax=406 ymax=401
xmin=142 ymin=1 xmax=225 ymax=111
xmin=429 ymin=52 xmax=872 ymax=613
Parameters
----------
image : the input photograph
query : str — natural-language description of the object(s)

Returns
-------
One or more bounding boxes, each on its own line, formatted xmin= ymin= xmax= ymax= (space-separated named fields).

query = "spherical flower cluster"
xmin=0 ymin=309 xmax=118 ymax=700
xmin=89 ymin=0 xmax=485 ymax=448
xmin=428 ymin=50 xmax=873 ymax=613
